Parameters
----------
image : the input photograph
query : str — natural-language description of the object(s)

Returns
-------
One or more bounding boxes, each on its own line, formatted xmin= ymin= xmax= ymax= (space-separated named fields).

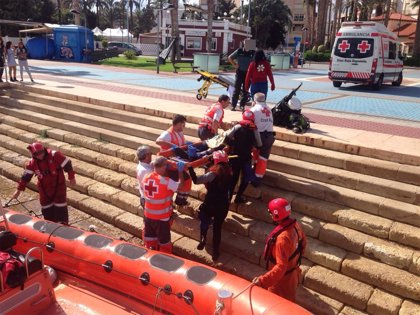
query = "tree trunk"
xmin=207 ymin=0 xmax=214 ymax=53
xmin=384 ymin=0 xmax=391 ymax=26
xmin=413 ymin=9 xmax=420 ymax=58
xmin=316 ymin=0 xmax=328 ymax=45
xmin=331 ymin=0 xmax=342 ymax=46
xmin=170 ymin=0 xmax=180 ymax=61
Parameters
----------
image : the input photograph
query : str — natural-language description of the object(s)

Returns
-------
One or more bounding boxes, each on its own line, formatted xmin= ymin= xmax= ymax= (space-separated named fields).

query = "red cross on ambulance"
xmin=357 ymin=40 xmax=371 ymax=53
xmin=338 ymin=40 xmax=350 ymax=53
xmin=144 ymin=179 xmax=158 ymax=198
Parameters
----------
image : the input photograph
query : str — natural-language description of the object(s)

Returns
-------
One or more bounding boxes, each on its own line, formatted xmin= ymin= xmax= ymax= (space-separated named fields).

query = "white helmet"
xmin=288 ymin=97 xmax=302 ymax=110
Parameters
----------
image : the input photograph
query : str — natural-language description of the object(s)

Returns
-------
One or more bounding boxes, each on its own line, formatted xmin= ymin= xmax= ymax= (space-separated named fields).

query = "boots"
xmin=197 ymin=231 xmax=207 ymax=250
xmin=212 ymin=247 xmax=220 ymax=261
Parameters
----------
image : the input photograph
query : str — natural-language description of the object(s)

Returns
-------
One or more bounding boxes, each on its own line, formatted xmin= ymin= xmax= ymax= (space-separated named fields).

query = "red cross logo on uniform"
xmin=262 ymin=107 xmax=271 ymax=117
xmin=144 ymin=179 xmax=158 ymax=198
xmin=357 ymin=40 xmax=371 ymax=54
xmin=338 ymin=40 xmax=350 ymax=53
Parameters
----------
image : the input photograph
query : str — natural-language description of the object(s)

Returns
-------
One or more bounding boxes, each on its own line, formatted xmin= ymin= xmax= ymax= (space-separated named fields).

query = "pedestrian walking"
xmin=141 ymin=156 xmax=185 ymax=253
xmin=228 ymin=40 xmax=255 ymax=111
xmin=252 ymin=198 xmax=307 ymax=302
xmin=12 ymin=142 xmax=76 ymax=224
xmin=250 ymin=92 xmax=275 ymax=186
xmin=225 ymin=109 xmax=262 ymax=204
xmin=5 ymin=41 xmax=17 ymax=82
xmin=245 ymin=50 xmax=275 ymax=100
xmin=0 ymin=37 xmax=5 ymax=82
xmin=198 ymin=94 xmax=231 ymax=141
xmin=188 ymin=150 xmax=232 ymax=260
xmin=16 ymin=41 xmax=34 ymax=82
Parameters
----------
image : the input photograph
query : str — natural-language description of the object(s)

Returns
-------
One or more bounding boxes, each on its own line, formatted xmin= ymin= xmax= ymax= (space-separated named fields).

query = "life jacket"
xmin=0 ymin=251 xmax=26 ymax=289
xmin=142 ymin=172 xmax=175 ymax=220
xmin=31 ymin=149 xmax=61 ymax=180
xmin=160 ymin=127 xmax=186 ymax=150
xmin=199 ymin=103 xmax=224 ymax=131
xmin=263 ymin=219 xmax=304 ymax=273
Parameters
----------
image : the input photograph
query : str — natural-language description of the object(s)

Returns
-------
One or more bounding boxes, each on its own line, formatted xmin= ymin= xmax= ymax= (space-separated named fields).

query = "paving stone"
xmin=299 ymin=146 xmax=347 ymax=169
xmin=235 ymin=199 xmax=272 ymax=223
xmin=69 ymin=175 xmax=95 ymax=194
xmin=171 ymin=213 xmax=200 ymax=241
xmin=309 ymin=164 xmax=359 ymax=190
xmin=87 ymin=182 xmax=120 ymax=203
xmin=363 ymin=238 xmax=414 ymax=269
xmin=221 ymin=255 xmax=265 ymax=281
xmin=96 ymin=154 xmax=122 ymax=171
xmin=378 ymin=199 xmax=420 ymax=227
xmin=335 ymin=209 xmax=392 ymax=239
xmin=342 ymin=253 xmax=420 ymax=300
xmin=304 ymin=265 xmax=373 ymax=310
xmin=293 ymin=212 xmax=323 ymax=238
xmin=249 ymin=220 xmax=273 ymax=243
xmin=114 ymin=212 xmax=142 ymax=238
xmin=121 ymin=177 xmax=139 ymax=196
xmin=338 ymin=306 xmax=368 ymax=315
xmin=72 ymin=159 xmax=102 ymax=178
xmin=117 ymin=147 xmax=137 ymax=162
xmin=78 ymin=197 xmax=125 ymax=225
xmin=73 ymin=147 xmax=99 ymax=164
xmin=319 ymin=223 xmax=369 ymax=254
xmin=409 ymin=251 xmax=420 ymax=276
xmin=396 ymin=164 xmax=420 ymax=186
xmin=46 ymin=128 xmax=72 ymax=142
xmin=389 ymin=222 xmax=420 ymax=250
xmin=270 ymin=155 xmax=309 ymax=178
xmin=292 ymin=196 xmax=341 ymax=223
xmin=260 ymin=186 xmax=298 ymax=204
xmin=110 ymin=191 xmax=140 ymax=214
xmin=344 ymin=155 xmax=398 ymax=181
xmin=366 ymin=288 xmax=402 ymax=315
xmin=93 ymin=169 xmax=127 ymax=188
xmin=118 ymin=161 xmax=137 ymax=177
xmin=296 ymin=286 xmax=343 ymax=315
xmin=224 ymin=211 xmax=254 ymax=236
xmin=221 ymin=229 xmax=263 ymax=265
xmin=304 ymin=238 xmax=347 ymax=272
xmin=66 ymin=189 xmax=90 ymax=209
xmin=96 ymin=142 xmax=121 ymax=157
xmin=18 ymin=132 xmax=39 ymax=144
xmin=299 ymin=258 xmax=313 ymax=283
xmin=399 ymin=300 xmax=420 ymax=315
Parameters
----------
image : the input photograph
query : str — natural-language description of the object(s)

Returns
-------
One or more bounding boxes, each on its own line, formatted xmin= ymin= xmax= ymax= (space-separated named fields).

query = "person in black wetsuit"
xmin=188 ymin=150 xmax=232 ymax=261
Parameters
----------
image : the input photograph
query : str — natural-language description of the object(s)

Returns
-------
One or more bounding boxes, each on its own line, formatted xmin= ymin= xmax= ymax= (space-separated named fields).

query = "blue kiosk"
xmin=53 ymin=25 xmax=93 ymax=63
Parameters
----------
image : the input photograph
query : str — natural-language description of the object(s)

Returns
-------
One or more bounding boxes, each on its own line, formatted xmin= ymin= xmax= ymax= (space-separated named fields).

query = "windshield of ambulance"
xmin=334 ymin=38 xmax=374 ymax=59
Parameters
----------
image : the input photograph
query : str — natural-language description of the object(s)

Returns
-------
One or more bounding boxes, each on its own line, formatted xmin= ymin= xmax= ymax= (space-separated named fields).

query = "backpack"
xmin=272 ymin=103 xmax=310 ymax=133
xmin=0 ymin=251 xmax=26 ymax=289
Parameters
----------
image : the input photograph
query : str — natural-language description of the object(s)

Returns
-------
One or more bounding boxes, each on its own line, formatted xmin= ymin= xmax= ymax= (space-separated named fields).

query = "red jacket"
xmin=245 ymin=60 xmax=275 ymax=91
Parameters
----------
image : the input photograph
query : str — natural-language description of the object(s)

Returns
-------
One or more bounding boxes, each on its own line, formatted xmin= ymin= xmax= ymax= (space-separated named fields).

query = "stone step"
xmin=3 ymin=90 xmax=420 ymax=191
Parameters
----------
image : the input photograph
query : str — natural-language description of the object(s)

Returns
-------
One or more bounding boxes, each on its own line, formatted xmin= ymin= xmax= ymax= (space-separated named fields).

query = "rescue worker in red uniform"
xmin=12 ymin=142 xmax=76 ymax=224
xmin=253 ymin=198 xmax=307 ymax=302
xmin=141 ymin=156 xmax=185 ymax=254
xmin=156 ymin=114 xmax=192 ymax=206
xmin=198 ymin=94 xmax=231 ymax=141
xmin=188 ymin=150 xmax=232 ymax=260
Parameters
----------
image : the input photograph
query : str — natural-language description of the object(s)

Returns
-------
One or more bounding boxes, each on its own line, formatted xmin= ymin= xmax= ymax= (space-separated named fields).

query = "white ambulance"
xmin=328 ymin=21 xmax=403 ymax=89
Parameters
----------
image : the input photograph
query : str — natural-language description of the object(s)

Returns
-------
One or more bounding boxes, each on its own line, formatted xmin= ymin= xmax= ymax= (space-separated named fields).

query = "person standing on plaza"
xmin=16 ymin=41 xmax=34 ymax=82
xmin=12 ymin=142 xmax=76 ymax=224
xmin=136 ymin=145 xmax=153 ymax=210
xmin=252 ymin=198 xmax=307 ymax=302
xmin=141 ymin=156 xmax=185 ymax=253
xmin=250 ymin=92 xmax=275 ymax=186
xmin=245 ymin=50 xmax=275 ymax=100
xmin=188 ymin=150 xmax=232 ymax=260
xmin=228 ymin=40 xmax=255 ymax=111
xmin=225 ymin=109 xmax=262 ymax=204
xmin=0 ymin=37 xmax=5 ymax=82
xmin=156 ymin=114 xmax=192 ymax=206
xmin=5 ymin=41 xmax=17 ymax=82
xmin=198 ymin=94 xmax=231 ymax=141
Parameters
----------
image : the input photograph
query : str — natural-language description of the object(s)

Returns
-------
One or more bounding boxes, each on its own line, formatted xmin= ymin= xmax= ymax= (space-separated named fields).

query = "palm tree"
xmin=412 ymin=0 xmax=420 ymax=58
xmin=316 ymin=0 xmax=328 ymax=45
xmin=169 ymin=0 xmax=180 ymax=61
xmin=95 ymin=0 xmax=109 ymax=27
xmin=128 ymin=0 xmax=141 ymax=31
xmin=207 ymin=0 xmax=215 ymax=53
xmin=103 ymin=0 xmax=120 ymax=27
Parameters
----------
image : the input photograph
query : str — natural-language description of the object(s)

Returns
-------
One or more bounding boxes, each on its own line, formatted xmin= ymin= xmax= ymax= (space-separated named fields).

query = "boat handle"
xmin=25 ymin=247 xmax=44 ymax=278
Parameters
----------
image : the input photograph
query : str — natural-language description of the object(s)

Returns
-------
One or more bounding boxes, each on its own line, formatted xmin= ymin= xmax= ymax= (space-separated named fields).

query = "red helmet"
xmin=268 ymin=198 xmax=291 ymax=222
xmin=27 ymin=142 xmax=45 ymax=156
xmin=212 ymin=150 xmax=228 ymax=164
xmin=242 ymin=109 xmax=255 ymax=122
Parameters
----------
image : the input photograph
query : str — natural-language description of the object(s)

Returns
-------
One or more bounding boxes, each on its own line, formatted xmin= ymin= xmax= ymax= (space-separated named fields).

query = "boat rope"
xmin=232 ymin=282 xmax=256 ymax=315
xmin=16 ymin=235 xmax=201 ymax=315
xmin=152 ymin=287 xmax=163 ymax=315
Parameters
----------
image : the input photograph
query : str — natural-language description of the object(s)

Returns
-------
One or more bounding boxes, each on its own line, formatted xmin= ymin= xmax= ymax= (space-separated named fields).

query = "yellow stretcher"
xmin=196 ymin=70 xmax=250 ymax=102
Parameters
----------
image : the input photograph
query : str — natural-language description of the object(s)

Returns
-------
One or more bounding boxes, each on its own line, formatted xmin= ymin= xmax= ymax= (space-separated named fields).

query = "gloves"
xmin=271 ymin=84 xmax=275 ymax=91
xmin=177 ymin=161 xmax=185 ymax=172
xmin=186 ymin=141 xmax=193 ymax=146
xmin=171 ymin=144 xmax=178 ymax=150
xmin=187 ymin=145 xmax=197 ymax=159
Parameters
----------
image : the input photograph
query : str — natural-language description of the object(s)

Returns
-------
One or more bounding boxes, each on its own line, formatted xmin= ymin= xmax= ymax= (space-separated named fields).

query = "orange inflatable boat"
xmin=0 ymin=208 xmax=311 ymax=315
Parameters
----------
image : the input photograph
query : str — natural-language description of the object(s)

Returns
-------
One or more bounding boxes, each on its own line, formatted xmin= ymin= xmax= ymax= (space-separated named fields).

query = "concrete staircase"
xmin=0 ymin=84 xmax=419 ymax=315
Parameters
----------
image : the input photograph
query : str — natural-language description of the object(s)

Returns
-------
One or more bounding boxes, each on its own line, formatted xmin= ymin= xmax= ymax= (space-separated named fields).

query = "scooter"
xmin=271 ymin=82 xmax=310 ymax=133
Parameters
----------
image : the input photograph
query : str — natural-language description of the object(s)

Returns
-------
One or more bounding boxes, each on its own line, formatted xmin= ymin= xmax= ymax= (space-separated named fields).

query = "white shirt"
xmin=156 ymin=130 xmax=185 ymax=146
xmin=251 ymin=102 xmax=274 ymax=132
xmin=136 ymin=162 xmax=153 ymax=197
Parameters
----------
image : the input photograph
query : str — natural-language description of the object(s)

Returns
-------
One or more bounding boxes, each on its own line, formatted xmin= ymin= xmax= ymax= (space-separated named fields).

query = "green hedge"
xmin=304 ymin=50 xmax=331 ymax=62
xmin=404 ymin=57 xmax=420 ymax=67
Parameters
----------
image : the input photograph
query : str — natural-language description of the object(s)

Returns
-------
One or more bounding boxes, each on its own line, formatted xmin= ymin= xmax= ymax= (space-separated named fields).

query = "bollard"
xmin=215 ymin=289 xmax=233 ymax=315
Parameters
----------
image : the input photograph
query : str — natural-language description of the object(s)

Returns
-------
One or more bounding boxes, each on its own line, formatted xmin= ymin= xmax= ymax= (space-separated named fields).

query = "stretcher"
xmin=196 ymin=70 xmax=250 ymax=102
